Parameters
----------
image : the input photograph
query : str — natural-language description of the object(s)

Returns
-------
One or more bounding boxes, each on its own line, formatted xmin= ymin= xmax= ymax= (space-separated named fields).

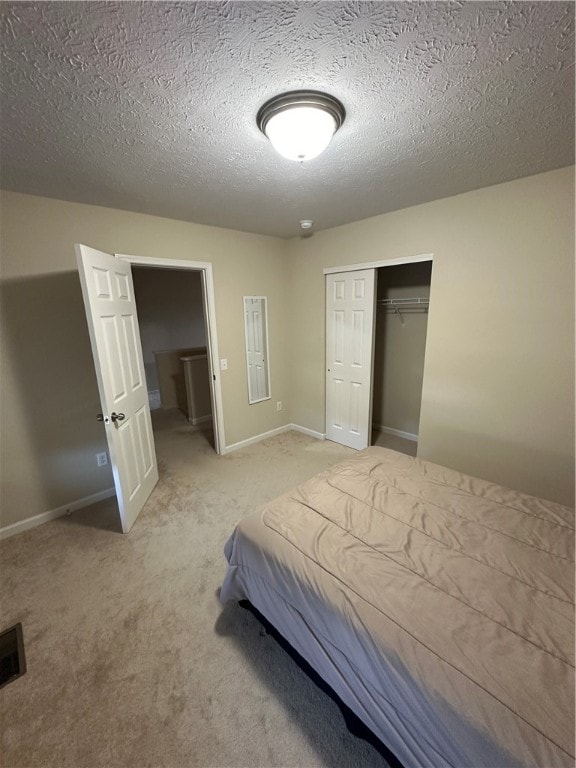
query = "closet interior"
xmin=371 ymin=261 xmax=432 ymax=456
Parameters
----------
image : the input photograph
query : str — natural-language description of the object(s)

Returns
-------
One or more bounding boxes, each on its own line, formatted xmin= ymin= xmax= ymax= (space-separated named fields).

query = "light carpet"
xmin=1 ymin=410 xmax=393 ymax=768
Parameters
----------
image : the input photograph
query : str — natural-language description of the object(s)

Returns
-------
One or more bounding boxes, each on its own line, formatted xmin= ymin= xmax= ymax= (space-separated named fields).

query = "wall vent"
xmin=0 ymin=623 xmax=26 ymax=689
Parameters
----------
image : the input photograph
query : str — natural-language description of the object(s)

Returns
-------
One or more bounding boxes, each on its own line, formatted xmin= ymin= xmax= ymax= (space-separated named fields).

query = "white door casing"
xmin=326 ymin=269 xmax=376 ymax=450
xmin=76 ymin=244 xmax=158 ymax=533
xmin=116 ymin=254 xmax=225 ymax=456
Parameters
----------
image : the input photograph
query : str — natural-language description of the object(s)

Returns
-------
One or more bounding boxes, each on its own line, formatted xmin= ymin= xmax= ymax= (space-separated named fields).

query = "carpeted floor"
xmin=371 ymin=429 xmax=417 ymax=457
xmin=1 ymin=410 xmax=394 ymax=768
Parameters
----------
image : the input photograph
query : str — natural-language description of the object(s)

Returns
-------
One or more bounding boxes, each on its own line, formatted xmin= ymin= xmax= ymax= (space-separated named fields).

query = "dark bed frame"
xmin=239 ymin=600 xmax=405 ymax=768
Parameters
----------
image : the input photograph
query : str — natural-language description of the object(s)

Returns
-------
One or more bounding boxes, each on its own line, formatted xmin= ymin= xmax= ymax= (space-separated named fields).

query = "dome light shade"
xmin=265 ymin=106 xmax=335 ymax=162
xmin=257 ymin=91 xmax=345 ymax=163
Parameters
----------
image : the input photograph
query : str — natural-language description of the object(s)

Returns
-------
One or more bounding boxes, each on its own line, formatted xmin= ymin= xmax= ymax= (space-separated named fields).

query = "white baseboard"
xmin=188 ymin=414 xmax=212 ymax=426
xmin=223 ymin=423 xmax=325 ymax=454
xmin=148 ymin=389 xmax=161 ymax=410
xmin=291 ymin=424 xmax=326 ymax=441
xmin=373 ymin=424 xmax=418 ymax=442
xmin=0 ymin=487 xmax=116 ymax=541
xmin=223 ymin=425 xmax=292 ymax=454
xmin=3 ymin=424 xmax=327 ymax=535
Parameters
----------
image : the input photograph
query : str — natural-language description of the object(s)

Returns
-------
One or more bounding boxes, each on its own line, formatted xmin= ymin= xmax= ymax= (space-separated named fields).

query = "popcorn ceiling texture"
xmin=0 ymin=1 xmax=574 ymax=238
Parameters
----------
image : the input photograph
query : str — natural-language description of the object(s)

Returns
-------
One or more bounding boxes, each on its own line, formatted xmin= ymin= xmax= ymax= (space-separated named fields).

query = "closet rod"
xmin=377 ymin=297 xmax=429 ymax=326
xmin=377 ymin=297 xmax=429 ymax=307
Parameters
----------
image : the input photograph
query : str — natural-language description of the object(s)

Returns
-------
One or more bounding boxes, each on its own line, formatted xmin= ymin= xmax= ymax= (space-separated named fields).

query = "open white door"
xmin=326 ymin=269 xmax=376 ymax=450
xmin=76 ymin=244 xmax=158 ymax=532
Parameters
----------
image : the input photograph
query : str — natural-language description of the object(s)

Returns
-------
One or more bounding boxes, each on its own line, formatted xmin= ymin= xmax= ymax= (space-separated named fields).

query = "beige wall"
xmin=1 ymin=166 xmax=574 ymax=530
xmin=373 ymin=263 xmax=431 ymax=436
xmin=0 ymin=191 xmax=289 ymax=528
xmin=287 ymin=167 xmax=575 ymax=506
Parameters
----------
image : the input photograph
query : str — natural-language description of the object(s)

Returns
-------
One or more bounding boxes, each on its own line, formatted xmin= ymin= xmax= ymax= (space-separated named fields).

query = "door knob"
xmin=111 ymin=412 xmax=125 ymax=423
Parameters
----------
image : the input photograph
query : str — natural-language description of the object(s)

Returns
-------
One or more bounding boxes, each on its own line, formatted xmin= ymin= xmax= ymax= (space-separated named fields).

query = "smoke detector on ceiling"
xmin=299 ymin=220 xmax=314 ymax=230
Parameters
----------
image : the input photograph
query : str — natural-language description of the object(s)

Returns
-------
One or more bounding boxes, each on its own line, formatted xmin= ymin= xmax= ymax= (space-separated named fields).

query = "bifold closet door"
xmin=325 ymin=269 xmax=376 ymax=450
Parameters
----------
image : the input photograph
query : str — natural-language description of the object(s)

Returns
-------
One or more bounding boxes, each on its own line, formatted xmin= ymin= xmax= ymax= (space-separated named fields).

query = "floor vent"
xmin=0 ymin=623 xmax=26 ymax=689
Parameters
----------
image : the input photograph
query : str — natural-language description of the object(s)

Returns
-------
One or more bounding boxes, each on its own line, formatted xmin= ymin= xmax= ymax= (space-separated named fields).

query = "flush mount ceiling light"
xmin=257 ymin=91 xmax=345 ymax=163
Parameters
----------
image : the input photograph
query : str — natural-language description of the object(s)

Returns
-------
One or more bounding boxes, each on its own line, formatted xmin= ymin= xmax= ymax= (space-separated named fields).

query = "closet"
xmin=371 ymin=262 xmax=432 ymax=455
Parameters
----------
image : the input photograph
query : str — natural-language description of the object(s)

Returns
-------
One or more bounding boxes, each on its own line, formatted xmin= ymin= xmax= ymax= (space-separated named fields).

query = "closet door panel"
xmin=326 ymin=270 xmax=376 ymax=450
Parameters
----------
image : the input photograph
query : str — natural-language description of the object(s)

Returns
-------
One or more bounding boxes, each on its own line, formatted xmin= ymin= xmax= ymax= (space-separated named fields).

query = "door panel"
xmin=326 ymin=269 xmax=376 ymax=450
xmin=334 ymin=310 xmax=345 ymax=363
xmin=76 ymin=244 xmax=158 ymax=532
xmin=350 ymin=381 xmax=361 ymax=434
xmin=333 ymin=278 xmax=345 ymax=300
xmin=332 ymin=378 xmax=344 ymax=429
xmin=353 ymin=277 xmax=365 ymax=299
xmin=352 ymin=310 xmax=365 ymax=365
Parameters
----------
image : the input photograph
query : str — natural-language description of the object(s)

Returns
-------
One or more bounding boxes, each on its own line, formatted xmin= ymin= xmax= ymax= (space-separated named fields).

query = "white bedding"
xmin=220 ymin=447 xmax=575 ymax=768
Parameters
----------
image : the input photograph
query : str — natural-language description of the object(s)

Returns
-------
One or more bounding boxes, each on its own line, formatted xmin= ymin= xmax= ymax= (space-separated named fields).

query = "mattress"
xmin=220 ymin=447 xmax=575 ymax=768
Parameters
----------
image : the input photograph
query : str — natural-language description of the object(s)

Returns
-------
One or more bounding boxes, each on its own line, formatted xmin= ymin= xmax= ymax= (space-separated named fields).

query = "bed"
xmin=220 ymin=447 xmax=575 ymax=768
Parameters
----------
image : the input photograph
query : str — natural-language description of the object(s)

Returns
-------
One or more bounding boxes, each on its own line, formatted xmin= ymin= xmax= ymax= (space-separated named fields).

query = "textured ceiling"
xmin=0 ymin=1 xmax=574 ymax=238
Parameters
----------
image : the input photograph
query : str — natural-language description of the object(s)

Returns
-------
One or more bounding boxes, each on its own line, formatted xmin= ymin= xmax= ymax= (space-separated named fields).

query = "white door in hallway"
xmin=326 ymin=269 xmax=376 ymax=450
xmin=76 ymin=244 xmax=158 ymax=533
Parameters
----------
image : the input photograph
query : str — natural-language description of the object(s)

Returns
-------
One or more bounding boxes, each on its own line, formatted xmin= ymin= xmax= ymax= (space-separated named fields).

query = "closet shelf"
xmin=377 ymin=297 xmax=429 ymax=308
xmin=377 ymin=297 xmax=429 ymax=325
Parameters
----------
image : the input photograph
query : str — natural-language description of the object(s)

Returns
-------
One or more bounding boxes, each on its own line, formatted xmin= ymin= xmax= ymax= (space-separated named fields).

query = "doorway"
xmin=117 ymin=253 xmax=225 ymax=455
xmin=371 ymin=262 xmax=432 ymax=456
xmin=77 ymin=246 xmax=224 ymax=532
xmin=131 ymin=266 xmax=215 ymax=450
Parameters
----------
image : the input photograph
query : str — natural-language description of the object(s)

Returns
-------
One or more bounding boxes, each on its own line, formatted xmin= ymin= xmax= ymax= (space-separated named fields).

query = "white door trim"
xmin=324 ymin=253 xmax=433 ymax=275
xmin=116 ymin=253 xmax=225 ymax=454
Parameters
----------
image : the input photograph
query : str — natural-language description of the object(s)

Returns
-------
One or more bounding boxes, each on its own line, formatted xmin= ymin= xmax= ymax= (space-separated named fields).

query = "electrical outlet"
xmin=96 ymin=452 xmax=108 ymax=467
xmin=276 ymin=401 xmax=282 ymax=411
